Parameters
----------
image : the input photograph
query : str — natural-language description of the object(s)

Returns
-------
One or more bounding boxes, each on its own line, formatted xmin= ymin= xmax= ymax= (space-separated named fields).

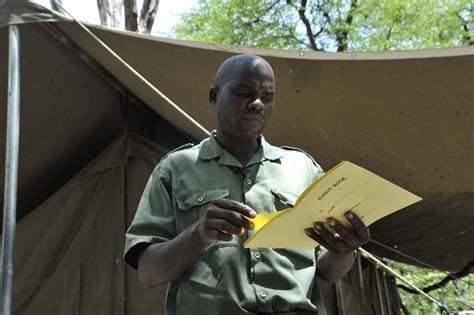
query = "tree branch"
xmin=336 ymin=0 xmax=357 ymax=51
xmin=397 ymin=261 xmax=474 ymax=295
xmin=462 ymin=22 xmax=473 ymax=46
xmin=110 ymin=0 xmax=123 ymax=28
xmin=295 ymin=0 xmax=319 ymax=51
xmin=283 ymin=23 xmax=313 ymax=49
xmin=399 ymin=298 xmax=411 ymax=315
xmin=314 ymin=21 xmax=326 ymax=38
xmin=313 ymin=0 xmax=332 ymax=50
xmin=97 ymin=0 xmax=111 ymax=27
xmin=317 ymin=0 xmax=331 ymax=23
xmin=385 ymin=26 xmax=393 ymax=41
xmin=243 ymin=1 xmax=280 ymax=26
xmin=124 ymin=0 xmax=138 ymax=32
xmin=138 ymin=0 xmax=160 ymax=34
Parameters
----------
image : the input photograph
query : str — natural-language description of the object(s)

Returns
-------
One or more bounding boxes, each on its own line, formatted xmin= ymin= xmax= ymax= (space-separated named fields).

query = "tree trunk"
xmin=110 ymin=0 xmax=123 ymax=28
xmin=124 ymin=0 xmax=138 ymax=32
xmin=336 ymin=0 xmax=357 ymax=52
xmin=50 ymin=0 xmax=66 ymax=15
xmin=97 ymin=0 xmax=111 ymax=27
xmin=138 ymin=0 xmax=160 ymax=34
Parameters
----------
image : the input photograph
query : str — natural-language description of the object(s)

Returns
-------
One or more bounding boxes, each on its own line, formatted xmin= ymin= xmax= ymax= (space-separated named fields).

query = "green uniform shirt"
xmin=124 ymin=132 xmax=326 ymax=315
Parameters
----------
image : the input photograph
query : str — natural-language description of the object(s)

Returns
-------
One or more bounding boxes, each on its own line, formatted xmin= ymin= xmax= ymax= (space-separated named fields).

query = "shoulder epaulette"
xmin=161 ymin=143 xmax=195 ymax=161
xmin=280 ymin=145 xmax=319 ymax=168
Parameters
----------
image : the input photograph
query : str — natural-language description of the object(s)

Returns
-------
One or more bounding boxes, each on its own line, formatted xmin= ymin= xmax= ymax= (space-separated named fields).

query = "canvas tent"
xmin=0 ymin=1 xmax=473 ymax=314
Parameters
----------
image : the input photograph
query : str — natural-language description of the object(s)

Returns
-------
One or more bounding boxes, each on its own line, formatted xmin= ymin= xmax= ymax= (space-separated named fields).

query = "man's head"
xmin=209 ymin=54 xmax=275 ymax=141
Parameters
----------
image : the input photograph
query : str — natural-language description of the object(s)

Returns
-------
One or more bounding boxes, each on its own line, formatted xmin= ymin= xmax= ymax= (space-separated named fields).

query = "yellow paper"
xmin=249 ymin=209 xmax=289 ymax=231
xmin=244 ymin=161 xmax=422 ymax=249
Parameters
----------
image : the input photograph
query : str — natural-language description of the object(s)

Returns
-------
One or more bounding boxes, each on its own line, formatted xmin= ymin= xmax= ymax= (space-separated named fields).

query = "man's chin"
xmin=241 ymin=119 xmax=265 ymax=132
xmin=238 ymin=125 xmax=265 ymax=139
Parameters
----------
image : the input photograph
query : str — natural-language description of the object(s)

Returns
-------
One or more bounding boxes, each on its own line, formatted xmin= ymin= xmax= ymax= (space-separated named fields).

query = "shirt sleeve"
xmin=306 ymin=155 xmax=324 ymax=183
xmin=312 ymin=161 xmax=325 ymax=181
xmin=123 ymin=159 xmax=177 ymax=270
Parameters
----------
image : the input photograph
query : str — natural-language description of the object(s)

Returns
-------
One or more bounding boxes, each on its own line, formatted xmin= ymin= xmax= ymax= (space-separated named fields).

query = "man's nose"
xmin=248 ymin=98 xmax=264 ymax=111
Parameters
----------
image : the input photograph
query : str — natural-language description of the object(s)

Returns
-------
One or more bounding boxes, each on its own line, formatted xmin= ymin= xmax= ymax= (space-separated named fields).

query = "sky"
xmin=34 ymin=0 xmax=198 ymax=36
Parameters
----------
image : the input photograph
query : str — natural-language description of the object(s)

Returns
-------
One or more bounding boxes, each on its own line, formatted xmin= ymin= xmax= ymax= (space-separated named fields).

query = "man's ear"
xmin=209 ymin=86 xmax=218 ymax=105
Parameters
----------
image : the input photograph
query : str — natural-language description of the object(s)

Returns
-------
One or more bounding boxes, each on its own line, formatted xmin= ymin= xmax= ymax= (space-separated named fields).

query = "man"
xmin=124 ymin=54 xmax=370 ymax=314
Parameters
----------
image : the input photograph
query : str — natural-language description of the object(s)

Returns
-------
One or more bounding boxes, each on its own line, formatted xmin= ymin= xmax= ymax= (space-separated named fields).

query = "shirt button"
xmin=246 ymin=178 xmax=253 ymax=185
xmin=197 ymin=195 xmax=204 ymax=202
xmin=254 ymin=251 xmax=261 ymax=259
xmin=260 ymin=291 xmax=267 ymax=298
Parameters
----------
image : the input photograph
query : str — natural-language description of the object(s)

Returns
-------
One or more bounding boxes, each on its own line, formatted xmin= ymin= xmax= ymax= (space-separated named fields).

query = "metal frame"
xmin=0 ymin=24 xmax=21 ymax=315
xmin=374 ymin=266 xmax=387 ymax=315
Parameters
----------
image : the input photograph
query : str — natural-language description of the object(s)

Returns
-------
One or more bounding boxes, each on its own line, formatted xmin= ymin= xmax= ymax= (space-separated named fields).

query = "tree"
xmin=173 ymin=0 xmax=473 ymax=52
xmin=388 ymin=260 xmax=474 ymax=314
xmin=96 ymin=0 xmax=160 ymax=33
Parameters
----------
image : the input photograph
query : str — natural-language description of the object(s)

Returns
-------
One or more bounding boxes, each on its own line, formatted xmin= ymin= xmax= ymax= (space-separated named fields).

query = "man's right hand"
xmin=138 ymin=199 xmax=257 ymax=287
xmin=193 ymin=198 xmax=257 ymax=244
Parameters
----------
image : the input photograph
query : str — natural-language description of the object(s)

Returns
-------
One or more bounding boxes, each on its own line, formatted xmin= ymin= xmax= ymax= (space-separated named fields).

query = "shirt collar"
xmin=198 ymin=130 xmax=283 ymax=165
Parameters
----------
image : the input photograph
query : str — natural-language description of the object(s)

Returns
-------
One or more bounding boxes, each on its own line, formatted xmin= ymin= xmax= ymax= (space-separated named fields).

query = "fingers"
xmin=345 ymin=212 xmax=370 ymax=242
xmin=328 ymin=218 xmax=359 ymax=248
xmin=213 ymin=198 xmax=256 ymax=218
xmin=209 ymin=198 xmax=256 ymax=230
xmin=206 ymin=218 xmax=245 ymax=236
xmin=312 ymin=222 xmax=350 ymax=253
xmin=202 ymin=228 xmax=234 ymax=242
xmin=305 ymin=227 xmax=341 ymax=253
xmin=197 ymin=198 xmax=257 ymax=243
xmin=305 ymin=211 xmax=370 ymax=254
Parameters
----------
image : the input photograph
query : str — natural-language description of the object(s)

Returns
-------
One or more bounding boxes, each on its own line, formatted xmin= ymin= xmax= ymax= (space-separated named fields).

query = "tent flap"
xmin=12 ymin=133 xmax=167 ymax=314
xmin=0 ymin=0 xmax=67 ymax=28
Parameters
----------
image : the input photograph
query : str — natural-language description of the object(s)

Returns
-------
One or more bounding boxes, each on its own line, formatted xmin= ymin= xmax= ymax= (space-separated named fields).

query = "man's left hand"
xmin=305 ymin=211 xmax=370 ymax=254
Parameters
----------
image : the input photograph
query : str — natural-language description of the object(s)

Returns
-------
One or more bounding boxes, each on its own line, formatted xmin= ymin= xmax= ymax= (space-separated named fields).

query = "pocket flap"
xmin=271 ymin=188 xmax=298 ymax=207
xmin=176 ymin=187 xmax=229 ymax=211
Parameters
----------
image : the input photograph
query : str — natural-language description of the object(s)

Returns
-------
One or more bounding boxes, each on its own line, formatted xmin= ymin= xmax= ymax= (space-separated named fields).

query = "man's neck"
xmin=214 ymin=131 xmax=260 ymax=167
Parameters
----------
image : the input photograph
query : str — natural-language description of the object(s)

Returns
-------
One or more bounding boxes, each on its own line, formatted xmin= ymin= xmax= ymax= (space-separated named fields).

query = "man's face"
xmin=213 ymin=60 xmax=275 ymax=141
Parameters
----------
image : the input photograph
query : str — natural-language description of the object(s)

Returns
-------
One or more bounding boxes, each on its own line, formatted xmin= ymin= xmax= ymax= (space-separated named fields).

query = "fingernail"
xmin=249 ymin=222 xmax=255 ymax=230
xmin=249 ymin=210 xmax=256 ymax=216
xmin=346 ymin=212 xmax=354 ymax=219
xmin=305 ymin=229 xmax=312 ymax=236
xmin=314 ymin=223 xmax=321 ymax=231
xmin=329 ymin=219 xmax=336 ymax=226
xmin=334 ymin=233 xmax=341 ymax=240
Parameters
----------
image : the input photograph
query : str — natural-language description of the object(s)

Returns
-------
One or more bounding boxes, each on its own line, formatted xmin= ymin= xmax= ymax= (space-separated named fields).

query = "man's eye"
xmin=237 ymin=92 xmax=252 ymax=97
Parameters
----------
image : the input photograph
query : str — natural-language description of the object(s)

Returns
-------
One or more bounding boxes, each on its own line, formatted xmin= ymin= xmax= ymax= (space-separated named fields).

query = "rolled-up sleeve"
xmin=124 ymin=159 xmax=176 ymax=269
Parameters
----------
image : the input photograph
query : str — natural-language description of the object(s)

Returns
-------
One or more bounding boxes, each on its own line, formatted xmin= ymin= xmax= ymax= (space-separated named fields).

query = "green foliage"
xmin=387 ymin=260 xmax=474 ymax=314
xmin=172 ymin=0 xmax=473 ymax=52
xmin=173 ymin=0 xmax=302 ymax=50
xmin=351 ymin=0 xmax=474 ymax=51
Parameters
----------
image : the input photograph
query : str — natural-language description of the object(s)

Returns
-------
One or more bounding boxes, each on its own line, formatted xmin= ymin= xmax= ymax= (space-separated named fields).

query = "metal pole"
xmin=0 ymin=24 xmax=21 ymax=315
xmin=381 ymin=271 xmax=393 ymax=315
xmin=357 ymin=252 xmax=364 ymax=291
xmin=374 ymin=266 xmax=386 ymax=315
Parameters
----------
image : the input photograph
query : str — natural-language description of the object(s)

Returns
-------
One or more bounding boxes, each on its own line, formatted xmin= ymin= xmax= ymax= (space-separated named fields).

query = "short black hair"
xmin=213 ymin=54 xmax=273 ymax=88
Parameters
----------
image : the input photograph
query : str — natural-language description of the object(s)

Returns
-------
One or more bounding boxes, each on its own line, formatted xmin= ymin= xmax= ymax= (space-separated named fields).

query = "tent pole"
xmin=381 ymin=271 xmax=393 ymax=315
xmin=0 ymin=24 xmax=21 ymax=315
xmin=374 ymin=267 xmax=386 ymax=315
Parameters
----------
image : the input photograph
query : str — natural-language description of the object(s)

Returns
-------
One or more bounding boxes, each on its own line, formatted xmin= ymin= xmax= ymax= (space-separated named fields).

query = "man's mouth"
xmin=242 ymin=115 xmax=264 ymax=123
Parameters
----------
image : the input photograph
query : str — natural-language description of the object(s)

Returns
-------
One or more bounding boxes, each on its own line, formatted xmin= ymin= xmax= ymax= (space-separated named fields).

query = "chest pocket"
xmin=175 ymin=187 xmax=229 ymax=232
xmin=271 ymin=187 xmax=298 ymax=212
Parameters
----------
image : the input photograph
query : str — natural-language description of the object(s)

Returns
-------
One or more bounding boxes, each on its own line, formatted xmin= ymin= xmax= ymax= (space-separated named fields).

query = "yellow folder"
xmin=244 ymin=161 xmax=422 ymax=249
